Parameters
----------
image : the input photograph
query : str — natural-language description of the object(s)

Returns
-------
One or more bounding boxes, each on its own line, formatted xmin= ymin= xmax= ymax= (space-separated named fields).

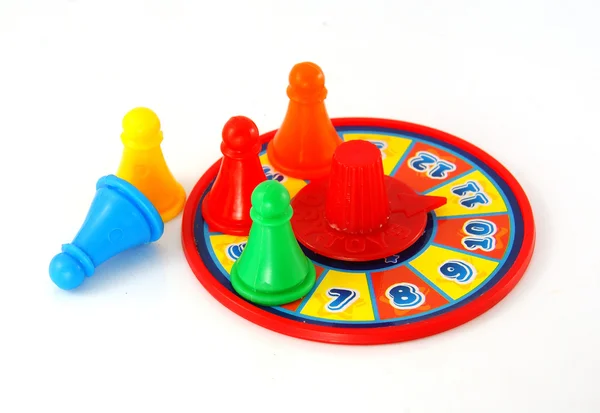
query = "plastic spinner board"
xmin=182 ymin=118 xmax=535 ymax=345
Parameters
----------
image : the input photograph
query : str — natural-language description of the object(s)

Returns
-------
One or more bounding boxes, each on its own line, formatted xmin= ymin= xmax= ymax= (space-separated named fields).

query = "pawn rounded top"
xmin=251 ymin=180 xmax=292 ymax=220
xmin=121 ymin=107 xmax=163 ymax=150
xmin=334 ymin=140 xmax=381 ymax=167
xmin=222 ymin=116 xmax=259 ymax=152
xmin=287 ymin=62 xmax=327 ymax=102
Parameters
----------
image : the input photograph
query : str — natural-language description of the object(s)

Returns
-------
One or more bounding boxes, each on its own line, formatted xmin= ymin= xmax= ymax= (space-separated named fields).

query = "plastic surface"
xmin=266 ymin=62 xmax=342 ymax=180
xmin=49 ymin=175 xmax=164 ymax=290
xmin=326 ymin=140 xmax=391 ymax=232
xmin=181 ymin=117 xmax=536 ymax=345
xmin=291 ymin=140 xmax=447 ymax=261
xmin=230 ymin=180 xmax=316 ymax=306
xmin=116 ymin=107 xmax=186 ymax=222
xmin=202 ymin=116 xmax=267 ymax=235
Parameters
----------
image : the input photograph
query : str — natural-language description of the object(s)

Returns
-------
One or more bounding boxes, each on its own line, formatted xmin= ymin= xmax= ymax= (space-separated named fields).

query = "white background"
xmin=1 ymin=1 xmax=599 ymax=412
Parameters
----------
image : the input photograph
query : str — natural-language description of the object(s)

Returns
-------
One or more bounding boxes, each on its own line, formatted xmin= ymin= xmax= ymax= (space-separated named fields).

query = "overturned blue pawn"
xmin=49 ymin=175 xmax=164 ymax=290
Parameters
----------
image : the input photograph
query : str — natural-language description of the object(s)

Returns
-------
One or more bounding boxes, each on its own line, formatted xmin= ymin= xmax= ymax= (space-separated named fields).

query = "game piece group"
xmin=49 ymin=108 xmax=185 ymax=290
xmin=49 ymin=61 xmax=447 ymax=305
xmin=48 ymin=59 xmax=537 ymax=346
xmin=198 ymin=62 xmax=447 ymax=306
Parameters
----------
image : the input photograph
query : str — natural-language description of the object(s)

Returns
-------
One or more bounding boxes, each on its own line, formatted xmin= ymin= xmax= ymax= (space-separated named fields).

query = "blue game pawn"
xmin=49 ymin=175 xmax=164 ymax=290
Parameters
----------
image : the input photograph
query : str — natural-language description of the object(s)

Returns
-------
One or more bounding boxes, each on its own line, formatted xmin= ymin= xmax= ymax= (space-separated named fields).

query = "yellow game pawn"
xmin=116 ymin=107 xmax=186 ymax=222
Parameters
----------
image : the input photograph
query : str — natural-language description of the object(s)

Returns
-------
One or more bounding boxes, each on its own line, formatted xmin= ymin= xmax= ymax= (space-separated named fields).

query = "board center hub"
xmin=291 ymin=140 xmax=447 ymax=262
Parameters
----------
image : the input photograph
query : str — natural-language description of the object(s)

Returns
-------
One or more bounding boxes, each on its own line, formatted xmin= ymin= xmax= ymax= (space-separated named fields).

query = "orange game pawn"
xmin=202 ymin=116 xmax=267 ymax=235
xmin=267 ymin=62 xmax=343 ymax=180
xmin=116 ymin=107 xmax=186 ymax=223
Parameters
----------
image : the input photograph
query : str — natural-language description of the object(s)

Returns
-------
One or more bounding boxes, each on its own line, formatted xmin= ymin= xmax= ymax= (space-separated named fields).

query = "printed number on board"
xmin=386 ymin=283 xmax=425 ymax=310
xmin=408 ymin=151 xmax=457 ymax=179
xmin=438 ymin=260 xmax=476 ymax=284
xmin=451 ymin=180 xmax=490 ymax=208
xmin=226 ymin=242 xmax=246 ymax=261
xmin=326 ymin=288 xmax=359 ymax=312
xmin=461 ymin=219 xmax=497 ymax=252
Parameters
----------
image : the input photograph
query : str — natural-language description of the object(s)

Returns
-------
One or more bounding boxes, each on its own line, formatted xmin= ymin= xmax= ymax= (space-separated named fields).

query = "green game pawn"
xmin=231 ymin=180 xmax=316 ymax=306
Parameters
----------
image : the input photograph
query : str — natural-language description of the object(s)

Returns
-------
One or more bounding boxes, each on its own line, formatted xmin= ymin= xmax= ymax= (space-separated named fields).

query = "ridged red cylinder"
xmin=325 ymin=140 xmax=391 ymax=234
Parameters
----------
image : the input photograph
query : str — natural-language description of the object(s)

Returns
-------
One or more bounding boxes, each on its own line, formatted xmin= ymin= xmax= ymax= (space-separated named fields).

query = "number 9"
xmin=438 ymin=260 xmax=475 ymax=283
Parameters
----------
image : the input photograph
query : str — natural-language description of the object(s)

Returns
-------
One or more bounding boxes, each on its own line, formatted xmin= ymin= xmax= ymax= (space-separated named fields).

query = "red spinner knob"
xmin=325 ymin=140 xmax=391 ymax=233
xmin=291 ymin=140 xmax=447 ymax=261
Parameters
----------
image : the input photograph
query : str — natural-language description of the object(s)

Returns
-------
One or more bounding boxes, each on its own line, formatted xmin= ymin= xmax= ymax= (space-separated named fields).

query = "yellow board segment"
xmin=208 ymin=233 xmax=248 ymax=274
xmin=300 ymin=270 xmax=374 ymax=321
xmin=410 ymin=245 xmax=499 ymax=300
xmin=259 ymin=153 xmax=307 ymax=198
xmin=342 ymin=133 xmax=412 ymax=174
xmin=425 ymin=170 xmax=507 ymax=217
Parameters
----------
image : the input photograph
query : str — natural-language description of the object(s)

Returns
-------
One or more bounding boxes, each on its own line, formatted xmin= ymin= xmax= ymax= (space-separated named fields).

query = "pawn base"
xmin=267 ymin=141 xmax=333 ymax=181
xmin=202 ymin=195 xmax=252 ymax=236
xmin=159 ymin=183 xmax=187 ymax=223
xmin=231 ymin=258 xmax=316 ymax=306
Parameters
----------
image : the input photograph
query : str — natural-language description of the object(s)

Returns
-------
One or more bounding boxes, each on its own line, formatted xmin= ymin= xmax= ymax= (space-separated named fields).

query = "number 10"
xmin=461 ymin=219 xmax=497 ymax=252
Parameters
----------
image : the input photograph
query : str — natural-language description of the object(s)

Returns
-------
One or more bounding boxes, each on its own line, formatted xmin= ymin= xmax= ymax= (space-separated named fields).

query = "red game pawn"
xmin=202 ymin=116 xmax=267 ymax=235
xmin=291 ymin=140 xmax=447 ymax=261
xmin=267 ymin=62 xmax=343 ymax=180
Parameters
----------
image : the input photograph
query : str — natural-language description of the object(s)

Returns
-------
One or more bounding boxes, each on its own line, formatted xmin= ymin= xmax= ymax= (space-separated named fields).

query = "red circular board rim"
xmin=181 ymin=117 xmax=536 ymax=345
